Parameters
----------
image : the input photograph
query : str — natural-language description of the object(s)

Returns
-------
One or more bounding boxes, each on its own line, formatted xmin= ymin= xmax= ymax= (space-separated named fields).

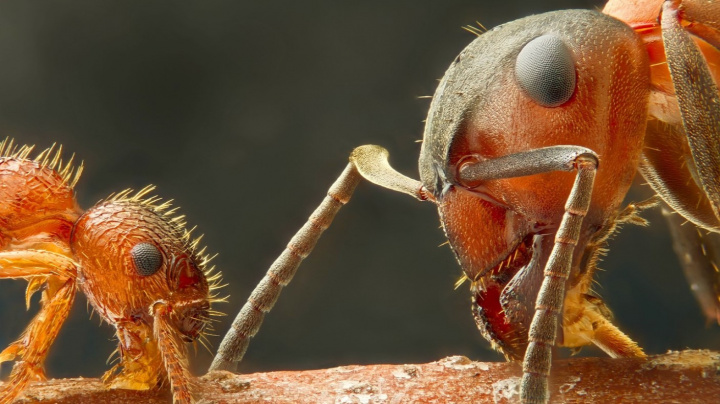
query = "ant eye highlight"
xmin=131 ymin=242 xmax=163 ymax=276
xmin=515 ymin=35 xmax=576 ymax=107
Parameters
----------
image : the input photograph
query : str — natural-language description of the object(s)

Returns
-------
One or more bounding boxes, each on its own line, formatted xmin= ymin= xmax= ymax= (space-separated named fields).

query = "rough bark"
xmin=5 ymin=350 xmax=720 ymax=403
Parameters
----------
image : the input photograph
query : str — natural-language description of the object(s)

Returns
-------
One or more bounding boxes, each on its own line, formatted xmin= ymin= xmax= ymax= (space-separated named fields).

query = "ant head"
xmin=417 ymin=10 xmax=650 ymax=357
xmin=70 ymin=186 xmax=221 ymax=341
xmin=419 ymin=10 xmax=649 ymax=221
xmin=419 ymin=9 xmax=650 ymax=258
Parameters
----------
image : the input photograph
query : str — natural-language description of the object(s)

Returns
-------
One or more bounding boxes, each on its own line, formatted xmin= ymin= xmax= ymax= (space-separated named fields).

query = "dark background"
xmin=0 ymin=0 xmax=717 ymax=380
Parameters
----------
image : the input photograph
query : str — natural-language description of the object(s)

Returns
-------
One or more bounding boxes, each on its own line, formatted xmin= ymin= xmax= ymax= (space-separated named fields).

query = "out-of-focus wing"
xmin=664 ymin=206 xmax=720 ymax=325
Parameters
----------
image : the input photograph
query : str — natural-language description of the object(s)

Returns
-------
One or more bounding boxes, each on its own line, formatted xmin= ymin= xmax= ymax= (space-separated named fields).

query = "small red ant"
xmin=0 ymin=139 xmax=224 ymax=404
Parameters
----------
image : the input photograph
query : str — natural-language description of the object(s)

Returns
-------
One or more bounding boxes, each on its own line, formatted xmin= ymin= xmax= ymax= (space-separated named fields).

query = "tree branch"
xmin=8 ymin=350 xmax=720 ymax=403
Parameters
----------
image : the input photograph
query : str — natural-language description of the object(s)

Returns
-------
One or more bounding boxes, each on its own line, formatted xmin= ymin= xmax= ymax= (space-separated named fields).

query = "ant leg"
xmin=583 ymin=309 xmax=645 ymax=358
xmin=152 ymin=302 xmax=193 ymax=404
xmin=0 ymin=249 xmax=77 ymax=278
xmin=0 ymin=249 xmax=77 ymax=309
xmin=661 ymin=1 xmax=720 ymax=226
xmin=0 ymin=250 xmax=77 ymax=403
xmin=459 ymin=146 xmax=598 ymax=404
xmin=0 ymin=277 xmax=76 ymax=404
xmin=663 ymin=205 xmax=720 ymax=324
xmin=210 ymin=145 xmax=426 ymax=372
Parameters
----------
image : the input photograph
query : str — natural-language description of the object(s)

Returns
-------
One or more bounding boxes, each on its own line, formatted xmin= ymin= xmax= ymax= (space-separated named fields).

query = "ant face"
xmin=418 ymin=11 xmax=651 ymax=359
xmin=70 ymin=191 xmax=211 ymax=340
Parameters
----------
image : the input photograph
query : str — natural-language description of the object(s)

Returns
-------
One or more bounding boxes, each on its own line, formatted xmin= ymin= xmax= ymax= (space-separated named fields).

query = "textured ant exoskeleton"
xmin=0 ymin=138 xmax=224 ymax=404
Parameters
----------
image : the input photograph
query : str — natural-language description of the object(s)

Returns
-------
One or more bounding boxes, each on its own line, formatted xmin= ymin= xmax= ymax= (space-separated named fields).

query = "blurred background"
xmin=0 ymin=0 xmax=717 ymax=380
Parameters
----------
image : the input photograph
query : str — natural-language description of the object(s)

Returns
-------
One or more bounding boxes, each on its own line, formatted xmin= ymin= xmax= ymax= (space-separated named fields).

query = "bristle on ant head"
xmin=454 ymin=273 xmax=469 ymax=290
xmin=102 ymin=186 xmax=226 ymax=295
xmin=0 ymin=137 xmax=33 ymax=159
xmin=462 ymin=21 xmax=487 ymax=37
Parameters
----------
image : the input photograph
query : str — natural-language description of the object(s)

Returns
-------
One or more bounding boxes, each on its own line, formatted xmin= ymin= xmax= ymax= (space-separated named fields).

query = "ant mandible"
xmin=210 ymin=0 xmax=720 ymax=403
xmin=0 ymin=139 xmax=224 ymax=404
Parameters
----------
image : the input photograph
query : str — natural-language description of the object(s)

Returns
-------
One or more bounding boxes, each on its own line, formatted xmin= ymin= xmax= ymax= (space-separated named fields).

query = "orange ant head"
xmin=418 ymin=11 xmax=650 ymax=358
xmin=70 ymin=187 xmax=219 ymax=342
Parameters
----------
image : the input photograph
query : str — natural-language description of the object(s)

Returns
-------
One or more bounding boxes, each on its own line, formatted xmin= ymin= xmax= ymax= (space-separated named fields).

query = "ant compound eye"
xmin=131 ymin=242 xmax=163 ymax=276
xmin=515 ymin=35 xmax=576 ymax=107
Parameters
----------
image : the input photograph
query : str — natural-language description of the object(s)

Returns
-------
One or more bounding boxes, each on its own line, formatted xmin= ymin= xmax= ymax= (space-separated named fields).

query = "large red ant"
xmin=211 ymin=0 xmax=720 ymax=403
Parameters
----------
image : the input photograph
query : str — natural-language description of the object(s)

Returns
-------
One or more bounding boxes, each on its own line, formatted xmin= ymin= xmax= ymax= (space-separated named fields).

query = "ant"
xmin=0 ymin=1 xmax=717 ymax=403
xmin=0 ymin=139 xmax=224 ymax=404
xmin=209 ymin=0 xmax=720 ymax=403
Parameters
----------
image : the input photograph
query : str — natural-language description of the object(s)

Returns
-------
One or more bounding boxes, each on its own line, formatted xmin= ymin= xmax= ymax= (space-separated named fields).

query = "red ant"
xmin=209 ymin=0 xmax=720 ymax=403
xmin=0 ymin=139 xmax=224 ymax=404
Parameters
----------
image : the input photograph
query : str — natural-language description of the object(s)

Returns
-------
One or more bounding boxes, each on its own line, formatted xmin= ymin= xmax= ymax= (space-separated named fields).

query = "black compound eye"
xmin=131 ymin=242 xmax=163 ymax=276
xmin=515 ymin=35 xmax=576 ymax=107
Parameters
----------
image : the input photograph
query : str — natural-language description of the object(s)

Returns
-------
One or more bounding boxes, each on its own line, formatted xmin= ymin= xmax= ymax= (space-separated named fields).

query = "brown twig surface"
xmin=4 ymin=350 xmax=720 ymax=403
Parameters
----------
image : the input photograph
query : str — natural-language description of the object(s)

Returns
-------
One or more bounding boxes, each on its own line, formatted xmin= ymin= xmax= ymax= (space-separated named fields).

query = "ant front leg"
xmin=211 ymin=145 xmax=428 ymax=372
xmin=153 ymin=302 xmax=194 ymax=404
xmin=458 ymin=146 xmax=598 ymax=404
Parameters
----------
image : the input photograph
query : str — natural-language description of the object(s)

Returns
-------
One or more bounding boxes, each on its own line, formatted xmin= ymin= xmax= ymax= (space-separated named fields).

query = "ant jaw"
xmin=437 ymin=183 xmax=540 ymax=359
xmin=470 ymin=234 xmax=535 ymax=360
